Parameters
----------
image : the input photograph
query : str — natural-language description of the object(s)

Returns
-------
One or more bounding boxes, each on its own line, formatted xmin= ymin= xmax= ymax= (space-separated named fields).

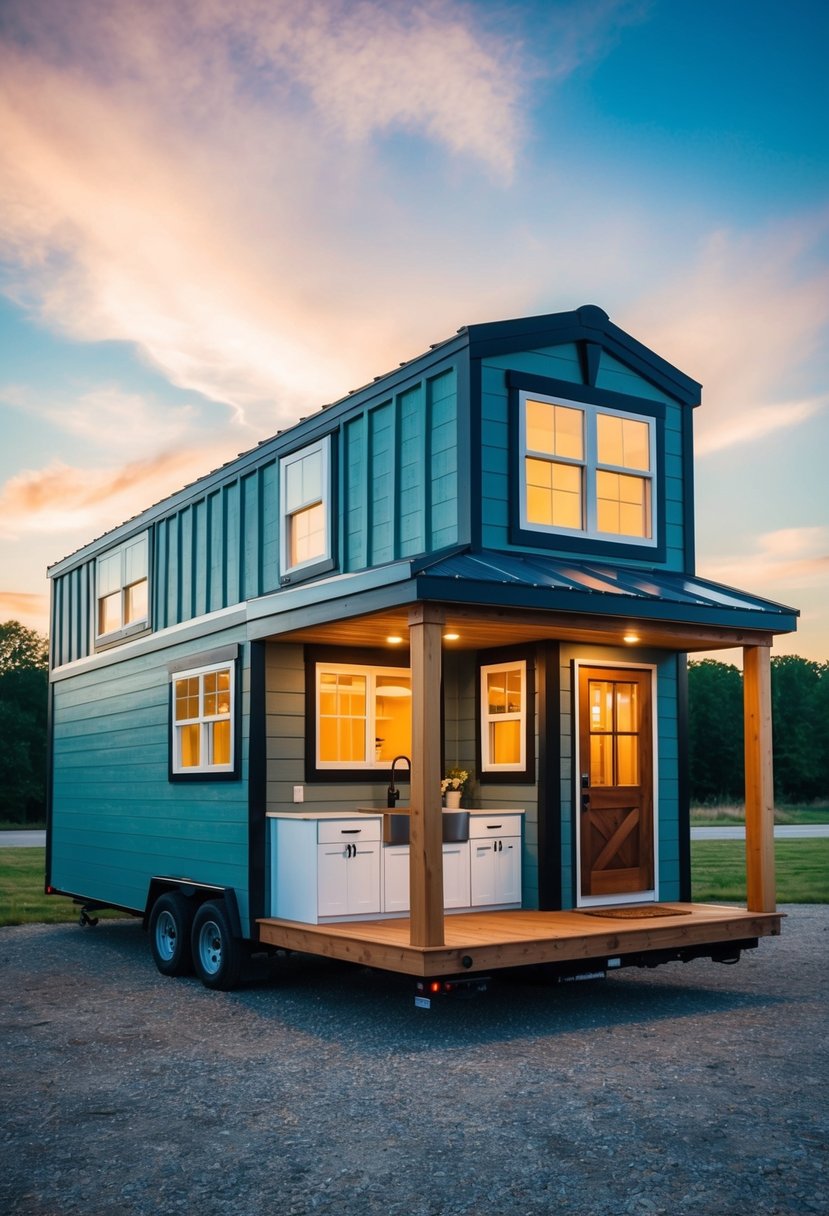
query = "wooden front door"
xmin=577 ymin=666 xmax=654 ymax=900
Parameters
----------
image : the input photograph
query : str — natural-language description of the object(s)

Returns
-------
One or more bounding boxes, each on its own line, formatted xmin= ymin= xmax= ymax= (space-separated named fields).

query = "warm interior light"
xmin=386 ymin=635 xmax=404 ymax=645
xmin=443 ymin=632 xmax=460 ymax=641
xmin=623 ymin=633 xmax=640 ymax=644
xmin=378 ymin=685 xmax=411 ymax=697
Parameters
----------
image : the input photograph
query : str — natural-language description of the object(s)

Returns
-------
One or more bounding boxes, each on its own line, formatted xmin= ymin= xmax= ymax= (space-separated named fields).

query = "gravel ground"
xmin=1 ymin=907 xmax=827 ymax=1216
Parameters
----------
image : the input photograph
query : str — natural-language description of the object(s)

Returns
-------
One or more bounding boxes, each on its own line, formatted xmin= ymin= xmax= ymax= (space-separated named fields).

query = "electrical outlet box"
xmin=293 ymin=785 xmax=304 ymax=803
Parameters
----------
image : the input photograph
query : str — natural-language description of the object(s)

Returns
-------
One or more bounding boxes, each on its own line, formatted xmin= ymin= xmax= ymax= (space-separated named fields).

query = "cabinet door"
xmin=383 ymin=846 xmax=410 ymax=914
xmin=317 ymin=844 xmax=350 ymax=918
xmin=470 ymin=840 xmax=499 ymax=907
xmin=347 ymin=842 xmax=381 ymax=916
xmin=496 ymin=839 xmax=522 ymax=906
xmin=442 ymin=842 xmax=471 ymax=909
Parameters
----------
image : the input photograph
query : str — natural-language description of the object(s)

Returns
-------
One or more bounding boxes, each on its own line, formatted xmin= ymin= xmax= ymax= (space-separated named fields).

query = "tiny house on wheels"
xmin=46 ymin=305 xmax=797 ymax=998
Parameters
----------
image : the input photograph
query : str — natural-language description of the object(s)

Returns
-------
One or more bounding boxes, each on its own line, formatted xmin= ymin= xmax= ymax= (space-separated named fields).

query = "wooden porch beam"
xmin=408 ymin=604 xmax=445 ymax=947
xmin=743 ymin=644 xmax=776 ymax=913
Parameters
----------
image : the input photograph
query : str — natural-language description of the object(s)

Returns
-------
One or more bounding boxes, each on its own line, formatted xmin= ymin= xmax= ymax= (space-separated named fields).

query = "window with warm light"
xmin=587 ymin=678 xmax=640 ymax=787
xmin=480 ymin=659 xmax=527 ymax=772
xmin=316 ymin=663 xmax=412 ymax=769
xmin=280 ymin=437 xmax=332 ymax=577
xmin=171 ymin=661 xmax=235 ymax=776
xmin=95 ymin=533 xmax=150 ymax=645
xmin=520 ymin=391 xmax=655 ymax=545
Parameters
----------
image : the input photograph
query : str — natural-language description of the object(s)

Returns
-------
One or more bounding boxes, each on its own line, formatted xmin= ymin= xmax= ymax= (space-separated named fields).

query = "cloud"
xmin=0 ymin=590 xmax=48 ymax=633
xmin=0 ymin=0 xmax=533 ymax=432
xmin=0 ymin=447 xmax=237 ymax=541
xmin=699 ymin=527 xmax=829 ymax=595
xmin=624 ymin=213 xmax=829 ymax=454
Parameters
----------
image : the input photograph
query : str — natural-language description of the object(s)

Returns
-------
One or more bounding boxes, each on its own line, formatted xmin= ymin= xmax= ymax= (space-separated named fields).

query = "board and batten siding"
xmin=343 ymin=367 xmax=459 ymax=571
xmin=557 ymin=646 xmax=681 ymax=909
xmin=50 ymin=628 xmax=253 ymax=931
xmin=478 ymin=345 xmax=686 ymax=570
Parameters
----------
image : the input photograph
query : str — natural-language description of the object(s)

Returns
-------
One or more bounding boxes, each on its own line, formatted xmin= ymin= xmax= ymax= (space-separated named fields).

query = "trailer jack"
xmin=78 ymin=905 xmax=100 ymax=928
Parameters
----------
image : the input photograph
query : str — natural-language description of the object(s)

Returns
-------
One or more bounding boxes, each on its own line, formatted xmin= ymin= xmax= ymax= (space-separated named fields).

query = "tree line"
xmin=0 ymin=621 xmax=826 ymax=822
xmin=689 ymin=656 xmax=829 ymax=804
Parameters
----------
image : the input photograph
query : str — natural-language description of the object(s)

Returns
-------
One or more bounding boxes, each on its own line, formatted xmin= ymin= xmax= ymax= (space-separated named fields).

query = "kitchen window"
xmin=280 ymin=436 xmax=333 ymax=581
xmin=95 ymin=532 xmax=150 ymax=645
xmin=520 ymin=391 xmax=656 ymax=546
xmin=171 ymin=661 xmax=236 ymax=777
xmin=314 ymin=662 xmax=412 ymax=771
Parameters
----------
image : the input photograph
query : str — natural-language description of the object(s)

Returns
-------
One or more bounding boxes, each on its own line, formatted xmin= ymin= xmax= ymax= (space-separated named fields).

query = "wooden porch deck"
xmin=258 ymin=903 xmax=783 ymax=979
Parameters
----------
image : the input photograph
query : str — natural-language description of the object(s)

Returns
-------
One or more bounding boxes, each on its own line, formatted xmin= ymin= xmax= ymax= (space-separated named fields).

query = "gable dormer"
xmin=465 ymin=304 xmax=701 ymax=572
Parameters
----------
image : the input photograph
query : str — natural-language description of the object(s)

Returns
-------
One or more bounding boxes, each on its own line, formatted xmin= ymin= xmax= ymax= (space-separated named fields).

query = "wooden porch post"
xmin=408 ymin=604 xmax=445 ymax=947
xmin=743 ymin=644 xmax=776 ymax=913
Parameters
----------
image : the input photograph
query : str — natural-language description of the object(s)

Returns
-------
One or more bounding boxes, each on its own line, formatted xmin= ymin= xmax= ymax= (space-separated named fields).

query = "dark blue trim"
xmin=677 ymin=655 xmax=692 ymax=901
xmin=248 ymin=641 xmax=267 ymax=928
xmin=464 ymin=351 xmax=480 ymax=549
xmin=536 ymin=642 xmax=562 ymax=910
xmin=681 ymin=402 xmax=696 ymax=571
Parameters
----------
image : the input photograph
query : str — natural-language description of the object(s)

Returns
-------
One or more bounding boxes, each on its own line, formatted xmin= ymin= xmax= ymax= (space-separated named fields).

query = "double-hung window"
xmin=171 ymin=661 xmax=235 ymax=776
xmin=520 ymin=391 xmax=656 ymax=545
xmin=280 ymin=437 xmax=332 ymax=580
xmin=96 ymin=533 xmax=149 ymax=644
xmin=480 ymin=659 xmax=527 ymax=773
xmin=315 ymin=662 xmax=412 ymax=770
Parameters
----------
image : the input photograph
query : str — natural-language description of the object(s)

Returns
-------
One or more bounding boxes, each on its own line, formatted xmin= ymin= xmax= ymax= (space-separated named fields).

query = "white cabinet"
xmin=271 ymin=815 xmax=381 ymax=923
xmin=470 ymin=814 xmax=522 ymax=909
xmin=381 ymin=840 xmax=472 ymax=914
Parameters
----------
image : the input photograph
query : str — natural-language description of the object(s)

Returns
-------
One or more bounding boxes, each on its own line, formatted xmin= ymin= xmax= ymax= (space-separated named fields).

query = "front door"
xmin=577 ymin=665 xmax=654 ymax=901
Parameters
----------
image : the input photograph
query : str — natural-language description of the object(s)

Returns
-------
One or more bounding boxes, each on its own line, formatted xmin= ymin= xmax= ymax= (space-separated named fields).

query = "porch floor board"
xmin=258 ymin=903 xmax=782 ymax=978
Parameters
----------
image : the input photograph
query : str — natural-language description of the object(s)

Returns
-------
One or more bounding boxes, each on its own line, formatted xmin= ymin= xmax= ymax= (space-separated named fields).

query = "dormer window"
xmin=95 ymin=533 xmax=149 ymax=645
xmin=519 ymin=391 xmax=656 ymax=546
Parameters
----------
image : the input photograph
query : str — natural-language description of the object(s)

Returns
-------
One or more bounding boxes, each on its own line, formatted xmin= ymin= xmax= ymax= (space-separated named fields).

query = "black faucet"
xmin=387 ymin=755 xmax=411 ymax=808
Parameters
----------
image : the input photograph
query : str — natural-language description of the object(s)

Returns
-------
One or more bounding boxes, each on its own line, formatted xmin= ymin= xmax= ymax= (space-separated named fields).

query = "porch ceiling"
xmin=271 ymin=602 xmax=775 ymax=653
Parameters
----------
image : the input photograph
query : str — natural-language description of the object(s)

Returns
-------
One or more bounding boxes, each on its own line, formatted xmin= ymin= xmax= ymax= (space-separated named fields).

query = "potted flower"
xmin=441 ymin=768 xmax=469 ymax=808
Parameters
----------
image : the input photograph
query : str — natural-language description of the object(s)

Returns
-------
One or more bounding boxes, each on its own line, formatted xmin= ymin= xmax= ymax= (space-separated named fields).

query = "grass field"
xmin=690 ymin=802 xmax=829 ymax=826
xmin=1 ymin=842 xmax=827 ymax=928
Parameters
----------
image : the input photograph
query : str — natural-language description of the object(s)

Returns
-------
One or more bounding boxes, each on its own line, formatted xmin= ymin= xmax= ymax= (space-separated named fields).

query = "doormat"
xmin=579 ymin=905 xmax=689 ymax=920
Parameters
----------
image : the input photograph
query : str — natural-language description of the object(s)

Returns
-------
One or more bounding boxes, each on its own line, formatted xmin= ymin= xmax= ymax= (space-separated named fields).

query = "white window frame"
xmin=95 ymin=532 xmax=150 ymax=643
xmin=480 ymin=659 xmax=527 ymax=773
xmin=171 ymin=660 xmax=236 ymax=776
xmin=315 ymin=662 xmax=412 ymax=771
xmin=279 ymin=436 xmax=332 ymax=577
xmin=518 ymin=390 xmax=657 ymax=547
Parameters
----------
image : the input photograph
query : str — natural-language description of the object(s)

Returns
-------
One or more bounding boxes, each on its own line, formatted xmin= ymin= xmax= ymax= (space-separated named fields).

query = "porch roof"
xmin=411 ymin=550 xmax=798 ymax=633
xmin=249 ymin=547 xmax=798 ymax=653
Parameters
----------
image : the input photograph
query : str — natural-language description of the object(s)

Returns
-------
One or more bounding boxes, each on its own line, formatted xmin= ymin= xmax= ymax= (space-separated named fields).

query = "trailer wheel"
xmin=149 ymin=891 xmax=195 ymax=977
xmin=191 ymin=900 xmax=243 ymax=991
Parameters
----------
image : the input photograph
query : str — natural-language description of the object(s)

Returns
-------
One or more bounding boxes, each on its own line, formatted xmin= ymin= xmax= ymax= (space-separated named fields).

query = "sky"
xmin=1 ymin=0 xmax=827 ymax=660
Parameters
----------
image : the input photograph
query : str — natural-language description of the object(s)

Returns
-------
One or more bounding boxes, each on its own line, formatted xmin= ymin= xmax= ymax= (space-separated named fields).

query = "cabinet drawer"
xmin=318 ymin=818 xmax=381 ymax=845
xmin=469 ymin=814 xmax=522 ymax=839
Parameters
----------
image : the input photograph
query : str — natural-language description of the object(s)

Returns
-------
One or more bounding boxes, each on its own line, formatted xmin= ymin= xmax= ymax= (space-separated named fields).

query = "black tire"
xmin=148 ymin=890 xmax=195 ymax=977
xmin=191 ymin=900 xmax=243 ymax=991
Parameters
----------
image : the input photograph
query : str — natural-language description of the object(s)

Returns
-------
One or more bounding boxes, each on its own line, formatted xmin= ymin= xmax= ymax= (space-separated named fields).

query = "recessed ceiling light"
xmin=623 ymin=633 xmax=640 ymax=644
xmin=443 ymin=631 xmax=460 ymax=641
xmin=386 ymin=635 xmax=404 ymax=645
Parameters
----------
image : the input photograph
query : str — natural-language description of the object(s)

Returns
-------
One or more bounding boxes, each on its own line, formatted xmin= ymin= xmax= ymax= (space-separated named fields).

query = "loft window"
xmin=280 ymin=436 xmax=332 ymax=580
xmin=315 ymin=663 xmax=412 ymax=770
xmin=480 ymin=659 xmax=527 ymax=773
xmin=520 ymin=392 xmax=656 ymax=545
xmin=171 ymin=661 xmax=235 ymax=776
xmin=95 ymin=533 xmax=149 ymax=644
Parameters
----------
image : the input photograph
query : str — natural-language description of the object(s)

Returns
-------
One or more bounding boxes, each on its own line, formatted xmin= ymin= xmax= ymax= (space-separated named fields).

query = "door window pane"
xmin=616 ymin=734 xmax=639 ymax=786
xmin=590 ymin=734 xmax=613 ymax=786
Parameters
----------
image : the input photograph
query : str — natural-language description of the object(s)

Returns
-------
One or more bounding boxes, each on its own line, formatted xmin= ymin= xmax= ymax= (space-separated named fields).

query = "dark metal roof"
xmin=411 ymin=550 xmax=798 ymax=634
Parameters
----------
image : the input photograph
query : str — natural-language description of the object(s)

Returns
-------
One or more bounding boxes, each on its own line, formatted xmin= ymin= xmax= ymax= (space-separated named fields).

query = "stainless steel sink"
xmin=381 ymin=810 xmax=469 ymax=846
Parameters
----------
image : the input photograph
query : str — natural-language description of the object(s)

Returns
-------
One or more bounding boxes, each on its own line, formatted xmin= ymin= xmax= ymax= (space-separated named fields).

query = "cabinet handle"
xmin=485 ymin=824 xmax=502 ymax=830
xmin=340 ymin=829 xmax=361 ymax=834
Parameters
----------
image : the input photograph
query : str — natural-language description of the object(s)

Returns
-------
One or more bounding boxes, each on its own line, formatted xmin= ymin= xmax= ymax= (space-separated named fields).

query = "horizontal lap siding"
xmin=50 ymin=628 xmax=252 ymax=929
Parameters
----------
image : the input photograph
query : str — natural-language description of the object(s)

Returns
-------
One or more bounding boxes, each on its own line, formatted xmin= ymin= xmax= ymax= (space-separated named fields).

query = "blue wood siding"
xmin=478 ymin=346 xmax=687 ymax=569
xmin=50 ymin=628 xmax=253 ymax=931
